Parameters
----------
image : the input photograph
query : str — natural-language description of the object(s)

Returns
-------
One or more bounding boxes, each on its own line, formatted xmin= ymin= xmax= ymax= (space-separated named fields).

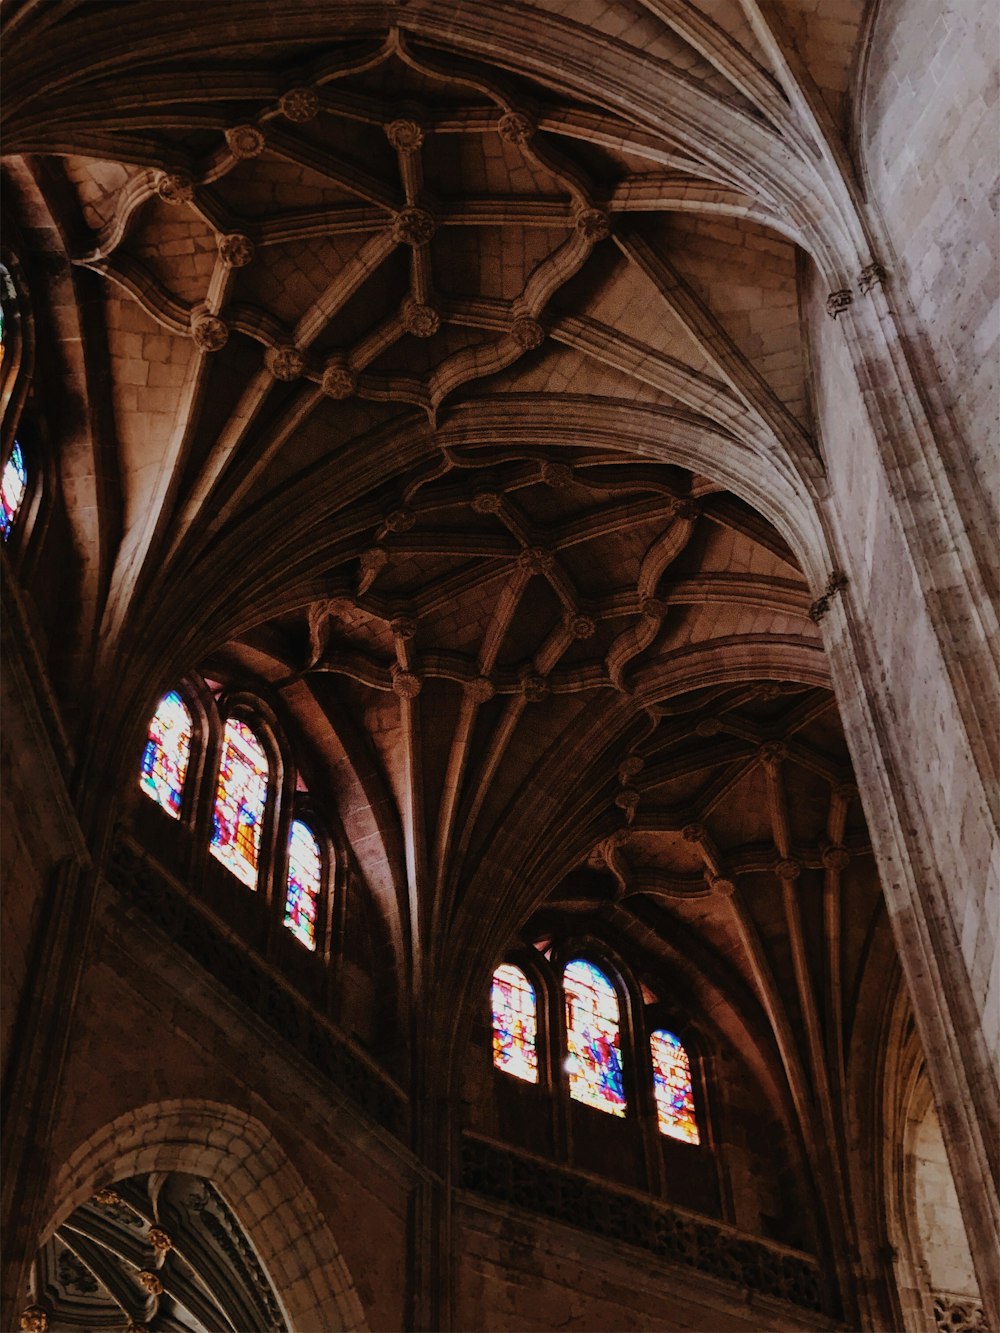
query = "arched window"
xmin=139 ymin=689 xmax=193 ymax=819
xmin=210 ymin=718 xmax=268 ymax=889
xmin=563 ymin=959 xmax=626 ymax=1116
xmin=1 ymin=440 xmax=27 ymax=541
xmin=491 ymin=963 xmax=538 ymax=1083
xmin=650 ymin=1028 xmax=700 ymax=1144
xmin=285 ymin=819 xmax=322 ymax=950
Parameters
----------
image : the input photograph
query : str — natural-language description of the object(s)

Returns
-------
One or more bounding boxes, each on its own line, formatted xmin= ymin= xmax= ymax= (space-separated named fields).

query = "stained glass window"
xmin=2 ymin=441 xmax=27 ymax=541
xmin=491 ymin=963 xmax=538 ymax=1083
xmin=285 ymin=819 xmax=321 ymax=950
xmin=210 ymin=718 xmax=268 ymax=888
xmin=651 ymin=1029 xmax=700 ymax=1144
xmin=139 ymin=689 xmax=192 ymax=819
xmin=564 ymin=959 xmax=626 ymax=1116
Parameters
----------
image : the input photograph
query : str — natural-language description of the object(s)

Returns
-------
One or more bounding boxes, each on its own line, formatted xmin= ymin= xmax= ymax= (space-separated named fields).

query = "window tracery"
xmin=210 ymin=718 xmax=269 ymax=889
xmin=491 ymin=962 xmax=538 ymax=1083
xmin=139 ymin=689 xmax=193 ymax=819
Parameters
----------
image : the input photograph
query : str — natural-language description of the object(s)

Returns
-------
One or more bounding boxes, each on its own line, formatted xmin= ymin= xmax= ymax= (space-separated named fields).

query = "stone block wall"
xmin=860 ymin=0 xmax=999 ymax=544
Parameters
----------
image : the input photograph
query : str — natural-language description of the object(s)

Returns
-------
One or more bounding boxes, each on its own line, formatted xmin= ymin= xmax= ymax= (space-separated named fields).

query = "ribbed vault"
xmin=3 ymin=3 xmax=953 ymax=1330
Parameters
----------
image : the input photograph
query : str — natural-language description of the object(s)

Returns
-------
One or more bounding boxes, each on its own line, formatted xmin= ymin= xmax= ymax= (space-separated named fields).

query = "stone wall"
xmin=859 ymin=0 xmax=999 ymax=544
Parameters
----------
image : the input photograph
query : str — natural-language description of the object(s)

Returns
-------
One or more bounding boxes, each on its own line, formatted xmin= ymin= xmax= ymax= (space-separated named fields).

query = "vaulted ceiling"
xmin=3 ymin=0 xmax=895 ymax=1301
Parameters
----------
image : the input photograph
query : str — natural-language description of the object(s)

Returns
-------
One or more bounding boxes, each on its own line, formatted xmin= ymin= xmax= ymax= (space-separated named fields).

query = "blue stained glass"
xmin=564 ymin=959 xmax=626 ymax=1116
xmin=139 ymin=690 xmax=192 ymax=819
xmin=651 ymin=1029 xmax=700 ymax=1144
xmin=210 ymin=719 xmax=268 ymax=888
xmin=284 ymin=820 xmax=321 ymax=950
xmin=2 ymin=441 xmax=27 ymax=541
xmin=492 ymin=963 xmax=538 ymax=1082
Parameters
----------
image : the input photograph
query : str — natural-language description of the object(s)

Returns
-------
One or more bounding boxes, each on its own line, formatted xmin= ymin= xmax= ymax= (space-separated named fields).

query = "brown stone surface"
xmin=0 ymin=3 xmax=996 ymax=1331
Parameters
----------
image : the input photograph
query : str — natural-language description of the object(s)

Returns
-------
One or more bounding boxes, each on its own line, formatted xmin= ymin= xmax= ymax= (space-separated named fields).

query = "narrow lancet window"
xmin=651 ymin=1029 xmax=700 ymax=1144
xmin=2 ymin=441 xmax=27 ymax=540
xmin=285 ymin=819 xmax=321 ymax=950
xmin=210 ymin=719 xmax=268 ymax=888
xmin=491 ymin=963 xmax=538 ymax=1083
xmin=139 ymin=689 xmax=192 ymax=819
xmin=564 ymin=959 xmax=626 ymax=1116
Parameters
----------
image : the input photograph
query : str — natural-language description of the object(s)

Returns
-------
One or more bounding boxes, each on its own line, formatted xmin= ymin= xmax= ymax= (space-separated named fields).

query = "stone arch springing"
xmin=46 ymin=1099 xmax=368 ymax=1333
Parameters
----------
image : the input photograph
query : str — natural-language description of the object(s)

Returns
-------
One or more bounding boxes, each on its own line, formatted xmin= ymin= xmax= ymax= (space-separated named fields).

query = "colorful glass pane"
xmin=651 ymin=1029 xmax=700 ymax=1144
xmin=139 ymin=689 xmax=192 ymax=819
xmin=2 ymin=441 xmax=27 ymax=541
xmin=285 ymin=820 xmax=321 ymax=950
xmin=210 ymin=719 xmax=268 ymax=888
xmin=491 ymin=963 xmax=538 ymax=1083
xmin=564 ymin=959 xmax=626 ymax=1116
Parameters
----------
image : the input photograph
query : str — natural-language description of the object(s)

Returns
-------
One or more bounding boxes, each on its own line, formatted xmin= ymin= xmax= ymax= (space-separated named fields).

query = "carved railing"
xmin=107 ymin=835 xmax=406 ymax=1136
xmin=460 ymin=1134 xmax=825 ymax=1314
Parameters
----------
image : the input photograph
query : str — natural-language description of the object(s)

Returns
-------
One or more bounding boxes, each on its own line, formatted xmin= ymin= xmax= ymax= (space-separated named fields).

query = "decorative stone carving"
xmin=758 ymin=741 xmax=788 ymax=765
xmin=265 ymin=345 xmax=304 ymax=381
xmin=511 ymin=317 xmax=545 ymax=351
xmin=566 ymin=613 xmax=597 ymax=639
xmin=92 ymin=1188 xmax=122 ymax=1206
xmin=402 ymin=301 xmax=440 ymax=338
xmin=821 ymin=845 xmax=850 ymax=871
xmin=391 ymin=207 xmax=436 ymax=246
xmin=497 ymin=111 xmax=534 ymax=145
xmin=641 ymin=595 xmax=667 ymax=620
xmin=775 ymin=858 xmax=801 ymax=880
xmin=156 ymin=172 xmax=194 ymax=205
xmin=384 ymin=506 xmax=416 ymax=532
xmin=191 ymin=315 xmax=229 ymax=351
xmin=385 ymin=118 xmax=424 ymax=152
xmin=217 ymin=232 xmax=254 ymax=268
xmin=279 ymin=87 xmax=319 ymax=123
xmin=682 ymin=823 xmax=705 ymax=843
xmin=19 ymin=1307 xmax=47 ymax=1332
xmin=618 ymin=754 xmax=644 ymax=782
xmin=466 ymin=676 xmax=496 ymax=703
xmin=520 ymin=672 xmax=549 ymax=702
xmin=575 ymin=207 xmax=611 ymax=241
xmin=137 ymin=1271 xmax=164 ymax=1295
xmin=826 ymin=288 xmax=853 ymax=318
xmin=471 ymin=491 xmax=503 ymax=514
xmin=859 ymin=262 xmax=887 ymax=295
xmin=359 ymin=546 xmax=388 ymax=592
xmin=707 ymin=872 xmax=736 ymax=897
xmin=391 ymin=668 xmax=422 ymax=699
xmin=754 ymin=683 xmax=783 ymax=701
xmin=148 ymin=1226 xmax=173 ymax=1253
xmin=933 ymin=1295 xmax=988 ymax=1333
xmin=695 ymin=718 xmax=721 ymax=736
xmin=540 ymin=461 xmax=573 ymax=488
xmin=390 ymin=615 xmax=418 ymax=640
xmin=615 ymin=787 xmax=640 ymax=813
xmin=321 ymin=361 xmax=356 ymax=399
xmin=225 ymin=124 xmax=265 ymax=159
xmin=674 ymin=499 xmax=701 ymax=521
xmin=517 ymin=546 xmax=553 ymax=574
